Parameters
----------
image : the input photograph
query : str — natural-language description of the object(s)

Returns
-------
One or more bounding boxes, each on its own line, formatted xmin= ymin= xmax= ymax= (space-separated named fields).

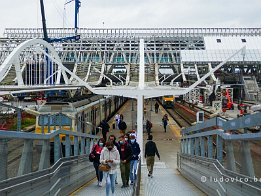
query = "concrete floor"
xmin=139 ymin=101 xmax=205 ymax=196
xmin=72 ymin=100 xmax=205 ymax=196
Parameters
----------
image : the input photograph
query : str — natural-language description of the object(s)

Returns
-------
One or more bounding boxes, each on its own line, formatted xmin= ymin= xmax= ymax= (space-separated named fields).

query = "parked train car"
xmin=35 ymin=94 xmax=126 ymax=141
xmin=162 ymin=95 xmax=175 ymax=108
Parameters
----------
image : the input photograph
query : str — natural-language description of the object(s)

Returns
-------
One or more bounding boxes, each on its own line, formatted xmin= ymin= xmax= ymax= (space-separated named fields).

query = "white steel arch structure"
xmin=0 ymin=39 xmax=71 ymax=86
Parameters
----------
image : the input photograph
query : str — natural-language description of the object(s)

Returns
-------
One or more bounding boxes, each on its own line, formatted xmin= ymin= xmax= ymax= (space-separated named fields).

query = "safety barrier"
xmin=178 ymin=112 xmax=261 ymax=195
xmin=178 ymin=154 xmax=261 ymax=196
xmin=0 ymin=155 xmax=95 ymax=196
xmin=0 ymin=129 xmax=99 ymax=195
xmin=132 ymin=158 xmax=141 ymax=196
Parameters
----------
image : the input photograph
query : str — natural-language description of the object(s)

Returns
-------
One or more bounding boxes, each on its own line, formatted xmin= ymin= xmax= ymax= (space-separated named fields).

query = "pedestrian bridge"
xmin=0 ymin=100 xmax=261 ymax=196
xmin=0 ymin=32 xmax=261 ymax=195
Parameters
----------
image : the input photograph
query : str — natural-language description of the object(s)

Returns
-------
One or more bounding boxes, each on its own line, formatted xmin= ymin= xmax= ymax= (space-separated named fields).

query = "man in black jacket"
xmin=145 ymin=135 xmax=160 ymax=177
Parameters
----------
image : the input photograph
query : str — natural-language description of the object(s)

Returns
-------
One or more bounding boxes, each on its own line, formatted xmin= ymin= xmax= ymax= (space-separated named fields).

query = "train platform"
xmin=72 ymin=99 xmax=204 ymax=196
xmin=196 ymin=102 xmax=251 ymax=120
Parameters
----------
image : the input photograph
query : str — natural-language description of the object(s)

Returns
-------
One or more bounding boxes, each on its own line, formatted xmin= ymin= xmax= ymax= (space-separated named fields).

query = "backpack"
xmin=119 ymin=121 xmax=127 ymax=130
xmin=89 ymin=145 xmax=97 ymax=162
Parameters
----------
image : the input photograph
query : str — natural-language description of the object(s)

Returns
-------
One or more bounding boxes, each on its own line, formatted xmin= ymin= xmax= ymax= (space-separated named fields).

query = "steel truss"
xmin=1 ymin=28 xmax=261 ymax=85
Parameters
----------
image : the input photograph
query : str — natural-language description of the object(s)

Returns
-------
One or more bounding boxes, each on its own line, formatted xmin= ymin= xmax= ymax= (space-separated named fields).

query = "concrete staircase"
xmin=129 ymin=63 xmax=156 ymax=83
xmin=75 ymin=63 xmax=88 ymax=79
xmin=0 ymin=64 xmax=16 ymax=85
xmin=243 ymin=76 xmax=260 ymax=101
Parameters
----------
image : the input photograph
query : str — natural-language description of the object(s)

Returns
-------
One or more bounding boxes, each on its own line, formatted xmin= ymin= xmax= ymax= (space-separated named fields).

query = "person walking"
xmin=100 ymin=141 xmax=120 ymax=196
xmin=154 ymin=102 xmax=159 ymax=113
xmin=146 ymin=119 xmax=152 ymax=136
xmin=118 ymin=135 xmax=132 ymax=188
xmin=108 ymin=134 xmax=120 ymax=185
xmin=101 ymin=119 xmax=110 ymax=141
xmin=118 ymin=120 xmax=127 ymax=134
xmin=90 ymin=138 xmax=105 ymax=187
xmin=162 ymin=114 xmax=169 ymax=132
xmin=114 ymin=113 xmax=120 ymax=129
xmin=124 ymin=133 xmax=130 ymax=143
xmin=145 ymin=135 xmax=160 ymax=178
xmin=129 ymin=135 xmax=141 ymax=185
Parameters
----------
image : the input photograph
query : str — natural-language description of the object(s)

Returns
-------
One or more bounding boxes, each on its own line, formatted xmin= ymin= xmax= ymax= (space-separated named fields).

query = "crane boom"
xmin=39 ymin=0 xmax=80 ymax=42
xmin=40 ymin=0 xmax=49 ymax=42
xmin=75 ymin=0 xmax=81 ymax=34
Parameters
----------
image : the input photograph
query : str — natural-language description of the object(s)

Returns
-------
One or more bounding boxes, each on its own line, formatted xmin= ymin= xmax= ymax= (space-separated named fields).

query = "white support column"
xmin=180 ymin=63 xmax=187 ymax=82
xmin=137 ymin=94 xmax=144 ymax=163
xmin=208 ymin=63 xmax=217 ymax=82
xmin=56 ymin=66 xmax=62 ymax=85
xmin=14 ymin=58 xmax=24 ymax=86
xmin=137 ymin=39 xmax=145 ymax=163
xmin=139 ymin=39 xmax=145 ymax=89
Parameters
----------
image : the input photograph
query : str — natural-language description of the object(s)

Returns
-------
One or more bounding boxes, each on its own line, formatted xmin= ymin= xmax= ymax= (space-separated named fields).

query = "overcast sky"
xmin=0 ymin=0 xmax=260 ymax=35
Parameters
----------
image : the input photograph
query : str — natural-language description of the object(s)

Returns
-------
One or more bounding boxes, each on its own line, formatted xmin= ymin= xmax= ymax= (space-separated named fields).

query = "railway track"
xmin=178 ymin=101 xmax=213 ymax=118
xmin=160 ymin=99 xmax=260 ymax=174
xmin=6 ymin=127 xmax=35 ymax=169
xmin=7 ymin=139 xmax=24 ymax=165
xmin=166 ymin=108 xmax=191 ymax=128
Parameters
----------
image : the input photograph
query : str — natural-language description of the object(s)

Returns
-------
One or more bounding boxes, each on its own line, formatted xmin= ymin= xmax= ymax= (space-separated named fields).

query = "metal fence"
xmin=178 ymin=112 xmax=261 ymax=195
xmin=132 ymin=158 xmax=141 ymax=196
xmin=0 ymin=129 xmax=99 ymax=195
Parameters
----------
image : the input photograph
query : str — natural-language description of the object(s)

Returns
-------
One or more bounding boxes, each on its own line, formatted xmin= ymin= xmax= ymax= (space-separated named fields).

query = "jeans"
xmin=93 ymin=162 xmax=103 ymax=182
xmin=163 ymin=122 xmax=167 ymax=132
xmin=105 ymin=172 xmax=116 ymax=196
xmin=130 ymin=160 xmax=138 ymax=182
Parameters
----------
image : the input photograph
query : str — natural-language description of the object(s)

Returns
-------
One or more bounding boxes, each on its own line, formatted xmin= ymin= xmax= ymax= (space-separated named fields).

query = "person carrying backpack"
xmin=118 ymin=120 xmax=127 ymax=134
xmin=90 ymin=138 xmax=105 ymax=186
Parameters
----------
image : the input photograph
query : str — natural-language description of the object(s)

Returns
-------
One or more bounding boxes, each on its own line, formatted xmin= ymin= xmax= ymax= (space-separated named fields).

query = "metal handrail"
xmin=0 ymin=129 xmax=99 ymax=140
xmin=178 ymin=153 xmax=261 ymax=195
xmin=0 ymin=155 xmax=96 ymax=195
xmin=182 ymin=112 xmax=261 ymax=135
xmin=132 ymin=158 xmax=141 ymax=196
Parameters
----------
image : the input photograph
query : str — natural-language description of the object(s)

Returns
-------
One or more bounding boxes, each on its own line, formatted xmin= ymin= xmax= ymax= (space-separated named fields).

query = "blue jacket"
xmin=130 ymin=140 xmax=140 ymax=160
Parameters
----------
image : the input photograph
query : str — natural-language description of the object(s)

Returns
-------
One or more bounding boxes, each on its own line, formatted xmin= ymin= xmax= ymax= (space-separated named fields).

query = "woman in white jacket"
xmin=100 ymin=141 xmax=120 ymax=196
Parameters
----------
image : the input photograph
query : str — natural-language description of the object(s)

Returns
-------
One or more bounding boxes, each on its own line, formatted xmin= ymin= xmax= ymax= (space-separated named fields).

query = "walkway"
xmin=71 ymin=99 xmax=204 ymax=196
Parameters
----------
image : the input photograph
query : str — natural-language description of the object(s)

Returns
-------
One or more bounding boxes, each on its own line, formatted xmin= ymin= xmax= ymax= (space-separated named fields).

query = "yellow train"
xmin=35 ymin=94 xmax=126 ymax=141
xmin=162 ymin=95 xmax=175 ymax=108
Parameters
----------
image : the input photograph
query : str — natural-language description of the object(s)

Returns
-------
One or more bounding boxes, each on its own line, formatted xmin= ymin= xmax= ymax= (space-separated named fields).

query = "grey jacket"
xmin=100 ymin=146 xmax=120 ymax=174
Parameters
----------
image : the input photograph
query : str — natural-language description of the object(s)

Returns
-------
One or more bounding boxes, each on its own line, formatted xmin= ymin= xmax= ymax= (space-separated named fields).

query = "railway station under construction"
xmin=0 ymin=27 xmax=261 ymax=196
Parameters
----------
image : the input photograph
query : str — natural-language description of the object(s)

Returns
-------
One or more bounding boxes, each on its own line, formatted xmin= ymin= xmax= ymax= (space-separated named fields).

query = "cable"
xmin=50 ymin=0 xmax=73 ymax=28
xmin=63 ymin=0 xmax=74 ymax=28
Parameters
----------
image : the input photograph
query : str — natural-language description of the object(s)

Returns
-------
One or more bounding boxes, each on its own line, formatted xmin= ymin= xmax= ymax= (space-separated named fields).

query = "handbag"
xmin=99 ymin=163 xmax=111 ymax=172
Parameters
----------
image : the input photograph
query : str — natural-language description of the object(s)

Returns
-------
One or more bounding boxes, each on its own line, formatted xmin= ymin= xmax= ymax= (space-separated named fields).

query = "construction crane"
xmin=39 ymin=0 xmax=81 ymax=43
xmin=39 ymin=0 xmax=80 ymax=98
